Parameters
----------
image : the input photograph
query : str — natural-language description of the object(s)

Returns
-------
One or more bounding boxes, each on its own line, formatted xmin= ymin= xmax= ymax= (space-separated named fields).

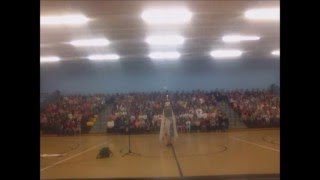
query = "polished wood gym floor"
xmin=40 ymin=129 xmax=280 ymax=179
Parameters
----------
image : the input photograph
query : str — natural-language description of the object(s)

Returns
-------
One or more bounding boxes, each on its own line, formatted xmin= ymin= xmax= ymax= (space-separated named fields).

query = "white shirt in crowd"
xmin=139 ymin=114 xmax=147 ymax=120
xmin=196 ymin=109 xmax=203 ymax=118
xmin=202 ymin=113 xmax=208 ymax=119
xmin=107 ymin=121 xmax=114 ymax=128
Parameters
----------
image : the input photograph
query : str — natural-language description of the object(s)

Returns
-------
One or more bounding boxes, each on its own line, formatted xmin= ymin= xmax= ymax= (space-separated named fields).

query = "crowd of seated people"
xmin=227 ymin=89 xmax=280 ymax=128
xmin=40 ymin=94 xmax=106 ymax=135
xmin=40 ymin=89 xmax=280 ymax=135
xmin=107 ymin=91 xmax=229 ymax=134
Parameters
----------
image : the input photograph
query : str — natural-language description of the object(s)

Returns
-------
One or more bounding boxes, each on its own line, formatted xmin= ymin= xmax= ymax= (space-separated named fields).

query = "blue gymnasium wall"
xmin=40 ymin=58 xmax=280 ymax=94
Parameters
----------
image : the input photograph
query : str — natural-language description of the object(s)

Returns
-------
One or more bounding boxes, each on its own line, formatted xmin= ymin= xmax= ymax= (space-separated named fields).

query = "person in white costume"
xmin=159 ymin=95 xmax=178 ymax=146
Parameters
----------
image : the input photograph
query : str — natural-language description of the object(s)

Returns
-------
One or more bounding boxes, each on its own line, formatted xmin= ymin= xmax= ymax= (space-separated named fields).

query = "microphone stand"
xmin=121 ymin=102 xmax=141 ymax=157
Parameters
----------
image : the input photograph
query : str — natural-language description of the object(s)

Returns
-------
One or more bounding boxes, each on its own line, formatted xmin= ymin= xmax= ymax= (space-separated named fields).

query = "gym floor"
xmin=40 ymin=129 xmax=280 ymax=179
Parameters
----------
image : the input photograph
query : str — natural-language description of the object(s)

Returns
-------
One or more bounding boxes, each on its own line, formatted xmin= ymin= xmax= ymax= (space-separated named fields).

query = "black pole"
xmin=121 ymin=108 xmax=140 ymax=157
xmin=128 ymin=124 xmax=131 ymax=153
xmin=128 ymin=130 xmax=131 ymax=152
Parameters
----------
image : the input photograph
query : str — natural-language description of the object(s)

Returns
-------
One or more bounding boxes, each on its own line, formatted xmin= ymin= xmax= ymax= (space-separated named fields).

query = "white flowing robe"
xmin=159 ymin=107 xmax=178 ymax=142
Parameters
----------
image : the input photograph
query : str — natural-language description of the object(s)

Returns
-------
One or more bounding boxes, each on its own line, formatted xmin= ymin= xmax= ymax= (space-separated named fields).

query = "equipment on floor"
xmin=96 ymin=146 xmax=113 ymax=159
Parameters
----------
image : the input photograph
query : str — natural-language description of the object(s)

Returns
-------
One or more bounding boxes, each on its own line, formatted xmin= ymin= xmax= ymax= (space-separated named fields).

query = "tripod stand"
xmin=120 ymin=120 xmax=141 ymax=157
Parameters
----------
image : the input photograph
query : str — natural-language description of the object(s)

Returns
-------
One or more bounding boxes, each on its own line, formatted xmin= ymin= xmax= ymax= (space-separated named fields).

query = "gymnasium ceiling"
xmin=40 ymin=0 xmax=280 ymax=62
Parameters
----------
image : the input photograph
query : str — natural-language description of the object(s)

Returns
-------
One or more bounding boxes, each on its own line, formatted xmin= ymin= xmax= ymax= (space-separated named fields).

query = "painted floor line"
xmin=171 ymin=145 xmax=183 ymax=177
xmin=232 ymin=137 xmax=280 ymax=152
xmin=41 ymin=140 xmax=109 ymax=172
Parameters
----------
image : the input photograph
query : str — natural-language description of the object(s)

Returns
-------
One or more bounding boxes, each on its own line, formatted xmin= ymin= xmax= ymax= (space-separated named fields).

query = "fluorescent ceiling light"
xmin=271 ymin=50 xmax=280 ymax=56
xmin=41 ymin=56 xmax=61 ymax=63
xmin=245 ymin=8 xmax=279 ymax=20
xmin=69 ymin=38 xmax=110 ymax=47
xmin=141 ymin=8 xmax=192 ymax=24
xmin=88 ymin=54 xmax=120 ymax=61
xmin=210 ymin=50 xmax=243 ymax=58
xmin=145 ymin=35 xmax=185 ymax=46
xmin=222 ymin=35 xmax=260 ymax=43
xmin=149 ymin=51 xmax=181 ymax=59
xmin=41 ymin=14 xmax=90 ymax=25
